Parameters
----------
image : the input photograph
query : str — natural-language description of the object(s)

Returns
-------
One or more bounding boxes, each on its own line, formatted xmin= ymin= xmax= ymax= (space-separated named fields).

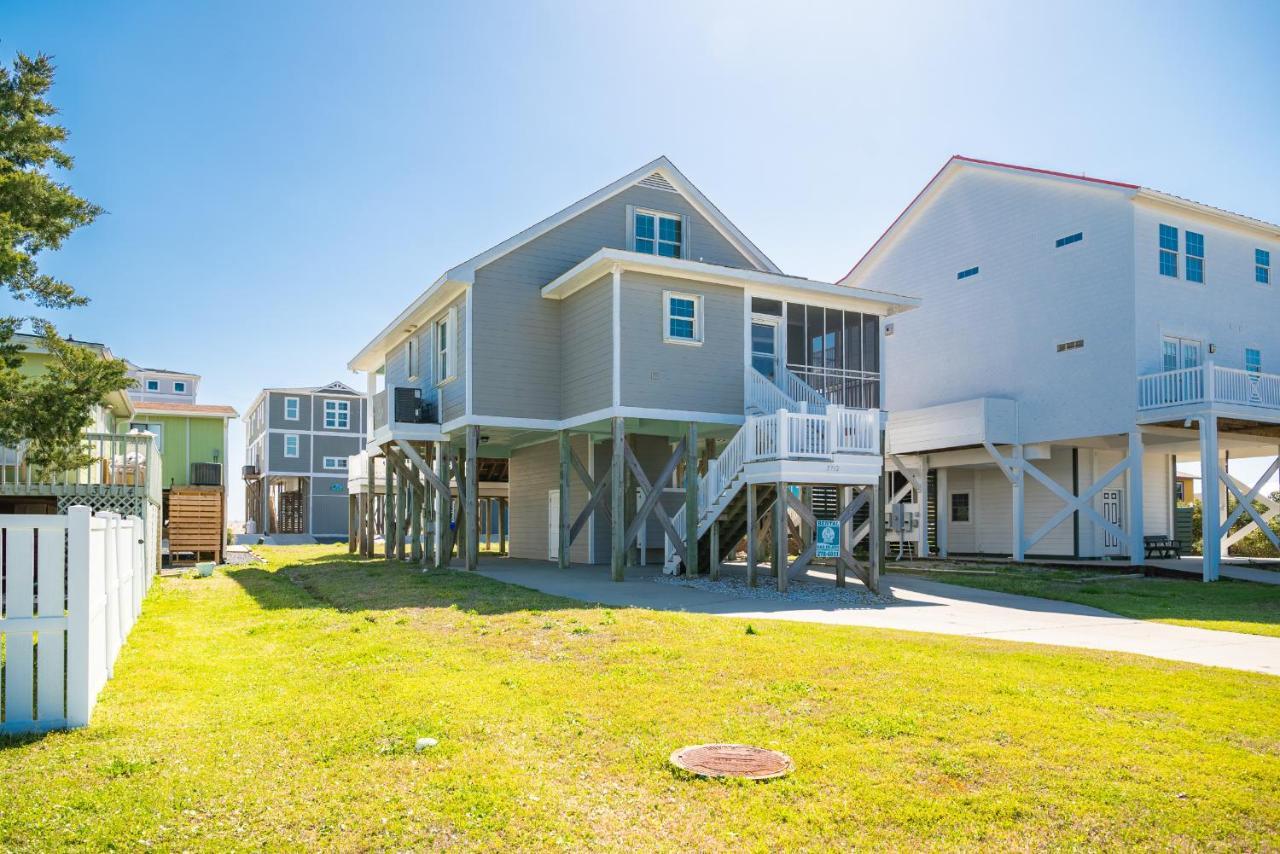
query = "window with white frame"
xmin=145 ymin=379 xmax=159 ymax=391
xmin=1185 ymin=231 xmax=1205 ymax=283
xmin=173 ymin=381 xmax=187 ymax=393
xmin=323 ymin=456 xmax=348 ymax=471
xmin=633 ymin=209 xmax=683 ymax=258
xmin=436 ymin=308 xmax=457 ymax=384
xmin=1158 ymin=224 xmax=1179 ymax=277
xmin=284 ymin=396 xmax=299 ymax=421
xmin=1246 ymin=348 xmax=1262 ymax=375
xmin=663 ymin=291 xmax=702 ymax=344
xmin=324 ymin=399 xmax=350 ymax=429
xmin=1258 ymin=249 xmax=1271 ymax=285
xmin=128 ymin=421 xmax=164 ymax=452
xmin=284 ymin=433 xmax=299 ymax=458
xmin=950 ymin=491 xmax=972 ymax=524
xmin=406 ymin=336 xmax=419 ymax=380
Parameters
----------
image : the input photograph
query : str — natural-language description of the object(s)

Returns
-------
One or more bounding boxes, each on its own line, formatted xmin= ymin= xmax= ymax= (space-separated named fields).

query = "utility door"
xmin=1100 ymin=489 xmax=1124 ymax=556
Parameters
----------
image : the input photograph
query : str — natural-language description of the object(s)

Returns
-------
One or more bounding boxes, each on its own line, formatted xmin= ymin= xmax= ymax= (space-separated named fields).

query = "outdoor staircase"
xmin=665 ymin=368 xmax=882 ymax=572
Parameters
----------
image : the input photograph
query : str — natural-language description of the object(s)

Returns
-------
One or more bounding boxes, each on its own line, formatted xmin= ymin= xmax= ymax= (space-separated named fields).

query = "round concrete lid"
xmin=670 ymin=744 xmax=794 ymax=780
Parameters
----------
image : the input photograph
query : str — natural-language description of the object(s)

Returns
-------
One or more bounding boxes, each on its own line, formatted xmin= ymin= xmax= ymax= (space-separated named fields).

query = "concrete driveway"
xmin=474 ymin=559 xmax=1280 ymax=676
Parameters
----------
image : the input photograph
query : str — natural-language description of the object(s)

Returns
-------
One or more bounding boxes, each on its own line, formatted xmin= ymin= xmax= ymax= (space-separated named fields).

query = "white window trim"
xmin=173 ymin=381 xmax=187 ymax=393
xmin=145 ymin=379 xmax=159 ymax=391
xmin=323 ymin=398 xmax=350 ymax=430
xmin=1245 ymin=346 xmax=1262 ymax=375
xmin=662 ymin=291 xmax=703 ymax=346
xmin=628 ymin=205 xmax=687 ymax=259
xmin=406 ymin=336 xmax=419 ymax=382
xmin=322 ymin=456 xmax=348 ymax=471
xmin=437 ymin=306 xmax=458 ymax=387
xmin=284 ymin=433 xmax=300 ymax=458
xmin=284 ymin=396 xmax=300 ymax=421
xmin=949 ymin=490 xmax=973 ymax=525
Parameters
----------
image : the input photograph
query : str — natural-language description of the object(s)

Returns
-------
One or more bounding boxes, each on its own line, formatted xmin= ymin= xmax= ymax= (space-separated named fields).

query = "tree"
xmin=0 ymin=52 xmax=129 ymax=470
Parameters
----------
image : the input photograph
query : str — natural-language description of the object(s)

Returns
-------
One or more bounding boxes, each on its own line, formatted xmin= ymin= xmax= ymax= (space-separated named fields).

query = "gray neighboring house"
xmin=243 ymin=381 xmax=368 ymax=539
xmin=348 ymin=157 xmax=919 ymax=590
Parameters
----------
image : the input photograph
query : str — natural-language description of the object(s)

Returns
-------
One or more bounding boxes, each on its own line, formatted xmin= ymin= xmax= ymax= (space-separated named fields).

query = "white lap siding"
xmin=1143 ymin=452 xmax=1172 ymax=537
xmin=1021 ymin=446 xmax=1076 ymax=557
xmin=508 ymin=436 xmax=592 ymax=564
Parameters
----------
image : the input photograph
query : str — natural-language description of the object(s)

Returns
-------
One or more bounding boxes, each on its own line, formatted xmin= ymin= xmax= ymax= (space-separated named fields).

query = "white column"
xmin=1011 ymin=445 xmax=1025 ymax=561
xmin=365 ymin=370 xmax=377 ymax=443
xmin=1199 ymin=415 xmax=1220 ymax=581
xmin=916 ymin=456 xmax=930 ymax=558
xmin=1219 ymin=450 xmax=1231 ymax=560
xmin=1127 ymin=431 xmax=1145 ymax=564
xmin=936 ymin=467 xmax=949 ymax=558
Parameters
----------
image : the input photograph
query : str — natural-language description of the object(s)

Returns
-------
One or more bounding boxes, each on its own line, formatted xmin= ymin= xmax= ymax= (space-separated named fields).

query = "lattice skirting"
xmin=56 ymin=494 xmax=150 ymax=517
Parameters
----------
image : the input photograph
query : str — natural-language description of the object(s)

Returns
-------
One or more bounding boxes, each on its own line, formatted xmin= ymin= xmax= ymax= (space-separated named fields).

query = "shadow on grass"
xmin=228 ymin=555 xmax=597 ymax=616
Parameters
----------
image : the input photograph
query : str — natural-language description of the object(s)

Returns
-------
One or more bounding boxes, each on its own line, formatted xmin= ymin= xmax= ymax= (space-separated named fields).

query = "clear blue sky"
xmin=5 ymin=0 xmax=1280 ymax=518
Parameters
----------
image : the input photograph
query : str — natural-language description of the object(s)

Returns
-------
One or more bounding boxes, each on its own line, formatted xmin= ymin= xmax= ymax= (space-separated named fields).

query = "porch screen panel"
xmin=786 ymin=304 xmax=806 ymax=368
xmin=861 ymin=314 xmax=880 ymax=408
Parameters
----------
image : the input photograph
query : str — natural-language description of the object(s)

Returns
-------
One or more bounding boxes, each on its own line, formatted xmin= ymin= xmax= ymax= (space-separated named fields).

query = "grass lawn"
xmin=2 ymin=545 xmax=1278 ymax=851
xmin=894 ymin=563 xmax=1280 ymax=638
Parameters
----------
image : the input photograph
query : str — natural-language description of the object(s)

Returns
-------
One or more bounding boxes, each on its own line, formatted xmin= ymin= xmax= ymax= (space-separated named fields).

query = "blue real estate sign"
xmin=815 ymin=520 xmax=840 ymax=558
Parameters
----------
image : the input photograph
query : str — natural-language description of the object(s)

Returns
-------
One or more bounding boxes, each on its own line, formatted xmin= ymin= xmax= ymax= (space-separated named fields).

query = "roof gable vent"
xmin=637 ymin=171 xmax=678 ymax=193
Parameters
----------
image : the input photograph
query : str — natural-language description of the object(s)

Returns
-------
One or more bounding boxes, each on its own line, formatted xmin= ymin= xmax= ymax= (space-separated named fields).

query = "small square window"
xmin=950 ymin=492 xmax=971 ymax=523
xmin=144 ymin=379 xmax=158 ymax=391
xmin=663 ymin=292 xmax=702 ymax=344
xmin=173 ymin=381 xmax=186 ymax=393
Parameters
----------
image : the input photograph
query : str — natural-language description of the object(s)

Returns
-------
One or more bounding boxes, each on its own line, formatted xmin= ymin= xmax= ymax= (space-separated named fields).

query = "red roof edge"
xmin=839 ymin=155 xmax=1139 ymax=285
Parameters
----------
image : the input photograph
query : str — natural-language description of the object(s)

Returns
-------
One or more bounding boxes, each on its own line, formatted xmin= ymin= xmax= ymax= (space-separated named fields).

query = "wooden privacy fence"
xmin=0 ymin=506 xmax=151 ymax=734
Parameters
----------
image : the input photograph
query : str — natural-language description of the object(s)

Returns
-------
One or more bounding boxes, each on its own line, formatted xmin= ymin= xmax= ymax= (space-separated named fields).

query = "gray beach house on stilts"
xmin=347 ymin=157 xmax=917 ymax=590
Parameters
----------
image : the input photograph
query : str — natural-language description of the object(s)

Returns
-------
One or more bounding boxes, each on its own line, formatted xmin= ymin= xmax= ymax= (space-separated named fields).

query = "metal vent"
xmin=637 ymin=171 xmax=678 ymax=193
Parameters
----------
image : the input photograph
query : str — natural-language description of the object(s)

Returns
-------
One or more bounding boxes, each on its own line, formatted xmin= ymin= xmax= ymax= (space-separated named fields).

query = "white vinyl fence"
xmin=1 ymin=506 xmax=152 ymax=734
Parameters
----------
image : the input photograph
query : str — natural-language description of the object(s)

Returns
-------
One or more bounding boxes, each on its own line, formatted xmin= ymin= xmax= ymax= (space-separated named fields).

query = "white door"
xmin=751 ymin=319 xmax=780 ymax=381
xmin=547 ymin=489 xmax=560 ymax=561
xmin=1101 ymin=489 xmax=1124 ymax=555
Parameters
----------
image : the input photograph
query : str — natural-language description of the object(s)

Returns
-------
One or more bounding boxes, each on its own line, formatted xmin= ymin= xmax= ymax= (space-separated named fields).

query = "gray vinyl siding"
xmin=620 ymin=272 xmax=744 ymax=414
xmin=246 ymin=402 xmax=266 ymax=444
xmin=312 ymin=433 xmax=364 ymax=473
xmin=309 ymin=478 xmax=349 ymax=535
xmin=560 ymin=274 xmax=613 ymax=418
xmin=473 ymin=184 xmax=758 ymax=419
xmin=508 ymin=435 xmax=592 ymax=564
xmin=269 ymin=391 xmax=311 ymax=429
xmin=383 ymin=294 xmax=465 ymax=421
xmin=589 ymin=434 xmax=678 ymax=562
xmin=268 ymin=430 xmax=310 ymax=473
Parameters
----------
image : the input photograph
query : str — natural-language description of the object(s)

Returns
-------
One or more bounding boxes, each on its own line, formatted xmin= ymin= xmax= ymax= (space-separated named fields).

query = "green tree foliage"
xmin=0 ymin=52 xmax=129 ymax=469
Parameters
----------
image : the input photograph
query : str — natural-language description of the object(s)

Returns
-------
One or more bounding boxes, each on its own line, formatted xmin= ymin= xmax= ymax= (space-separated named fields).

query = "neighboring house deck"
xmin=347 ymin=157 xmax=918 ymax=590
xmin=844 ymin=155 xmax=1280 ymax=580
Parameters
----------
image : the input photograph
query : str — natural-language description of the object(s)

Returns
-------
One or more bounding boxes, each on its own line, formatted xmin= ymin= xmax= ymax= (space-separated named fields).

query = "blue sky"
xmin=4 ymin=0 xmax=1279 ymax=518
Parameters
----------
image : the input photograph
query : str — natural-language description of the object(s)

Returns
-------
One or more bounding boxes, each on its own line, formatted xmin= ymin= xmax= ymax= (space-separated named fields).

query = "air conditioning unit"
xmin=394 ymin=387 xmax=437 ymax=424
xmin=191 ymin=462 xmax=223 ymax=486
xmin=241 ymin=465 xmax=259 ymax=479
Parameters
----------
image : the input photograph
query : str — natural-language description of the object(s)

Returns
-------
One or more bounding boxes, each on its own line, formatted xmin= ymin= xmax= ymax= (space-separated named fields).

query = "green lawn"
xmin=2 ymin=545 xmax=1278 ymax=851
xmin=894 ymin=563 xmax=1280 ymax=638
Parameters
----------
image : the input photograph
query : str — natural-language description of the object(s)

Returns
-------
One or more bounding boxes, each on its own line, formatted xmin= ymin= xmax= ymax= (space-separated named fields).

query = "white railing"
xmin=746 ymin=367 xmax=800 ymax=414
xmin=1138 ymin=362 xmax=1280 ymax=411
xmin=670 ymin=407 xmax=882 ymax=552
xmin=782 ymin=369 xmax=830 ymax=413
xmin=0 ymin=507 xmax=152 ymax=734
xmin=0 ymin=431 xmax=161 ymax=506
xmin=786 ymin=364 xmax=881 ymax=409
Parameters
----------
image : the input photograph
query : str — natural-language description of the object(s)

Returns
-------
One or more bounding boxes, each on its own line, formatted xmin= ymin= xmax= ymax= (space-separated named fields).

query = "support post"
xmin=610 ymin=417 xmax=625 ymax=581
xmin=465 ymin=427 xmax=479 ymax=571
xmin=1127 ymin=430 xmax=1145 ymax=565
xmin=348 ymin=495 xmax=357 ymax=553
xmin=434 ymin=443 xmax=449 ymax=569
xmin=364 ymin=475 xmax=375 ymax=557
xmin=709 ymin=518 xmax=720 ymax=581
xmin=498 ymin=497 xmax=507 ymax=555
xmin=917 ymin=459 xmax=930 ymax=558
xmin=774 ymin=481 xmax=788 ymax=592
xmin=1200 ymin=415 xmax=1220 ymax=581
xmin=684 ymin=422 xmax=699 ymax=577
xmin=384 ymin=453 xmax=396 ymax=560
xmin=746 ymin=482 xmax=758 ymax=588
xmin=869 ymin=476 xmax=883 ymax=594
xmin=558 ymin=431 xmax=571 ymax=569
xmin=1011 ymin=444 xmax=1025 ymax=561
xmin=409 ymin=471 xmax=422 ymax=563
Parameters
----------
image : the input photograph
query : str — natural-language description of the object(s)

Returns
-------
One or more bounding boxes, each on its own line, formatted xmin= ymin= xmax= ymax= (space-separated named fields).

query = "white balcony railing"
xmin=0 ymin=431 xmax=162 ymax=505
xmin=1138 ymin=362 xmax=1280 ymax=411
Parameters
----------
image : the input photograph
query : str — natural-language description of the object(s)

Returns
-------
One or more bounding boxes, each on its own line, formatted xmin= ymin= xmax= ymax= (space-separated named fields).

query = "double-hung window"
xmin=324 ymin=399 xmax=350 ymax=429
xmin=1246 ymin=348 xmax=1262 ymax=375
xmin=284 ymin=396 xmax=299 ymax=421
xmin=950 ymin=492 xmax=972 ymax=524
xmin=284 ymin=434 xmax=299 ymax=458
xmin=1258 ymin=249 xmax=1271 ymax=285
xmin=663 ymin=291 xmax=702 ymax=344
xmin=633 ymin=209 xmax=683 ymax=258
xmin=436 ymin=307 xmax=457 ymax=384
xmin=1158 ymin=224 xmax=1179 ymax=277
xmin=1185 ymin=231 xmax=1205 ymax=283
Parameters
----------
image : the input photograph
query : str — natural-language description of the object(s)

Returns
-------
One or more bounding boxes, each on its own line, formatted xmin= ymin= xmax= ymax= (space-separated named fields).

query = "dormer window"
xmin=633 ymin=209 xmax=683 ymax=258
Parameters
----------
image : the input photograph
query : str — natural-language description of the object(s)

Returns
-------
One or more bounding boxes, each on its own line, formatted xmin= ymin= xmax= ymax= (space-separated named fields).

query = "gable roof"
xmin=349 ymin=157 xmax=779 ymax=371
xmin=838 ymin=155 xmax=1280 ymax=288
xmin=131 ymin=401 xmax=238 ymax=418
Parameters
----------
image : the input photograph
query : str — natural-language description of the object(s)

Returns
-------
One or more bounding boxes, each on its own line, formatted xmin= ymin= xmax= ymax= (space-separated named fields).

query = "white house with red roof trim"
xmin=839 ymin=155 xmax=1280 ymax=579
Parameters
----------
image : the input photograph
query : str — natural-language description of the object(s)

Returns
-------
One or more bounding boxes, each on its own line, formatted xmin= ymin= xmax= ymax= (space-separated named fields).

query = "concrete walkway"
xmin=1150 ymin=556 xmax=1280 ymax=585
xmin=474 ymin=560 xmax=1280 ymax=676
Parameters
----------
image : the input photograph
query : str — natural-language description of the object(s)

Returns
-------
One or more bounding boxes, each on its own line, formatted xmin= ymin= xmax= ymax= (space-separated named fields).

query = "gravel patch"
xmin=653 ymin=573 xmax=895 ymax=607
